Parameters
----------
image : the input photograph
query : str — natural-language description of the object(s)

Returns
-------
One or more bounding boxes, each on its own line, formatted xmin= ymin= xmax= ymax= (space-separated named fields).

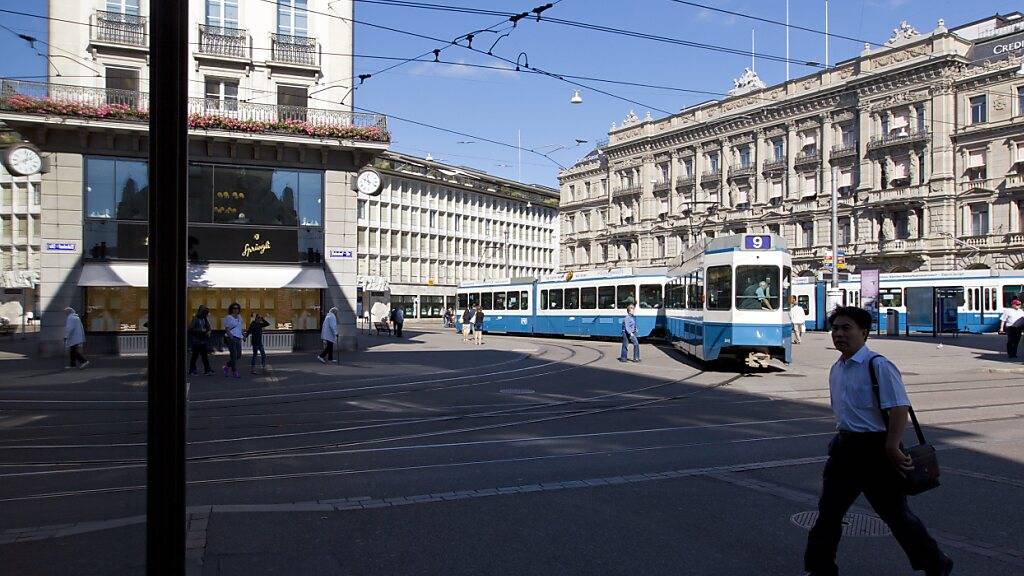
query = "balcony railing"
xmin=198 ymin=25 xmax=250 ymax=60
xmin=652 ymin=180 xmax=671 ymax=192
xmin=867 ymin=129 xmax=929 ymax=150
xmin=612 ymin=185 xmax=642 ymax=197
xmin=270 ymin=33 xmax=319 ymax=67
xmin=1006 ymin=173 xmax=1024 ymax=189
xmin=701 ymin=170 xmax=721 ymax=182
xmin=762 ymin=158 xmax=787 ymax=173
xmin=675 ymin=175 xmax=695 ymax=187
xmin=830 ymin=143 xmax=858 ymax=159
xmin=728 ymin=164 xmax=756 ymax=178
xmin=92 ymin=10 xmax=147 ymax=48
xmin=0 ymin=80 xmax=389 ymax=143
xmin=794 ymin=150 xmax=821 ymax=166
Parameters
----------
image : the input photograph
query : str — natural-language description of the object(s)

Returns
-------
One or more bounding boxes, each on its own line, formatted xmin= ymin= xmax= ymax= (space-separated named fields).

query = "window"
xmin=616 ymin=284 xmax=636 ymax=308
xmin=881 ymin=115 xmax=889 ymax=135
xmin=656 ymin=236 xmax=666 ymax=258
xmin=468 ymin=292 xmax=480 ymax=307
xmin=493 ymin=291 xmax=505 ymax=310
xmin=598 ymin=286 xmax=616 ymax=309
xmin=639 ymin=284 xmax=662 ymax=309
xmin=970 ymin=95 xmax=987 ymax=124
xmin=880 ymin=287 xmax=903 ymax=308
xmin=1018 ymin=86 xmax=1024 ymax=116
xmin=357 ymin=200 xmax=366 ymax=220
xmin=783 ymin=267 xmax=792 ymax=311
xmin=457 ymin=293 xmax=468 ymax=309
xmin=666 ymin=284 xmax=685 ymax=309
xmin=739 ymin=146 xmax=751 ymax=168
xmin=540 ymin=289 xmax=548 ymax=310
xmin=204 ymin=77 xmax=238 ymax=111
xmin=708 ymin=152 xmax=720 ymax=173
xmin=916 ymin=104 xmax=926 ymax=132
xmin=277 ymin=0 xmax=309 ymax=36
xmin=107 ymin=0 xmax=140 ymax=15
xmin=1003 ymin=285 xmax=1024 ymax=307
xmin=801 ymin=221 xmax=814 ymax=247
xmin=278 ymin=85 xmax=308 ymax=121
xmin=840 ymin=125 xmax=855 ymax=148
xmin=206 ymin=0 xmax=239 ymax=27
xmin=802 ymin=173 xmax=817 ymax=197
xmin=105 ymin=67 xmax=140 ymax=107
xmin=838 ymin=217 xmax=852 ymax=245
xmin=837 ymin=168 xmax=854 ymax=195
xmin=521 ymin=291 xmax=529 ymax=310
xmin=580 ymin=287 xmax=596 ymax=309
xmin=769 ymin=179 xmax=783 ymax=202
xmin=970 ymin=204 xmax=989 ymax=236
xmin=564 ymin=288 xmax=580 ymax=310
xmin=548 ymin=289 xmax=563 ymax=310
xmin=687 ymin=274 xmax=704 ymax=310
xmin=706 ymin=266 xmax=732 ymax=310
xmin=86 ymin=157 xmax=149 ymax=221
xmin=967 ymin=149 xmax=987 ymax=181
xmin=736 ymin=265 xmax=780 ymax=310
xmin=773 ymin=139 xmax=784 ymax=161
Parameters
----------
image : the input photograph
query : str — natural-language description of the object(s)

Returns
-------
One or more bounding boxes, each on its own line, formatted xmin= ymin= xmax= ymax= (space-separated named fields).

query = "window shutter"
xmin=968 ymin=149 xmax=986 ymax=168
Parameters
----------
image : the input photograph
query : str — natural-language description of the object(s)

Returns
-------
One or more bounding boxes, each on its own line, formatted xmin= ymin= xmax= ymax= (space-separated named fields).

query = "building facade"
xmin=0 ymin=160 xmax=41 ymax=325
xmin=0 ymin=0 xmax=389 ymax=354
xmin=558 ymin=14 xmax=1024 ymax=277
xmin=357 ymin=152 xmax=560 ymax=319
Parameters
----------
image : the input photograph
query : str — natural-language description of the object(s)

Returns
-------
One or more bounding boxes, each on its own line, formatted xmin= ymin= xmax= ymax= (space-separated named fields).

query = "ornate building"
xmin=558 ymin=14 xmax=1024 ymax=276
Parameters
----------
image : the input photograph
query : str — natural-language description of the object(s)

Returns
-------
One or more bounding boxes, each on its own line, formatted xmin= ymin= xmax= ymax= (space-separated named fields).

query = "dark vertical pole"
xmin=147 ymin=0 xmax=188 ymax=574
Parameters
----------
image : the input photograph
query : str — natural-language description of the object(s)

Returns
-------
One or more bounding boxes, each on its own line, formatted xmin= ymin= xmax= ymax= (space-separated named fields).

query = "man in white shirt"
xmin=789 ymin=295 xmax=807 ymax=344
xmin=998 ymin=298 xmax=1024 ymax=359
xmin=804 ymin=306 xmax=952 ymax=576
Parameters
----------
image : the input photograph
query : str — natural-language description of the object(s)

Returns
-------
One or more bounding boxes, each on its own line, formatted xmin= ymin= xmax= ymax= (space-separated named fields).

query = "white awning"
xmin=79 ymin=262 xmax=328 ymax=289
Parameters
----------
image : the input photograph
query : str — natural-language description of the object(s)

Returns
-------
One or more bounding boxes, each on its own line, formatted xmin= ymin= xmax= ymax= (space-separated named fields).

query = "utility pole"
xmin=785 ymin=0 xmax=790 ymax=81
xmin=824 ymin=0 xmax=830 ymax=68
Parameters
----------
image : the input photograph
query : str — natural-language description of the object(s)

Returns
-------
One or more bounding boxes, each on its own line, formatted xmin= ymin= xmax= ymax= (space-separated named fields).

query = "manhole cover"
xmin=499 ymin=388 xmax=535 ymax=394
xmin=790 ymin=512 xmax=891 ymax=537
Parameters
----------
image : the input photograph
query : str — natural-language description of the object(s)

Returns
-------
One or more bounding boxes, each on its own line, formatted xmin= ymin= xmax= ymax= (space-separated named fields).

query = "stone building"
xmin=558 ymin=14 xmax=1024 ymax=277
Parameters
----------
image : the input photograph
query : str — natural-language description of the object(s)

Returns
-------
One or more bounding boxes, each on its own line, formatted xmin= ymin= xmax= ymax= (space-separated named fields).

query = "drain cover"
xmin=499 ymin=388 xmax=535 ymax=394
xmin=790 ymin=512 xmax=891 ymax=537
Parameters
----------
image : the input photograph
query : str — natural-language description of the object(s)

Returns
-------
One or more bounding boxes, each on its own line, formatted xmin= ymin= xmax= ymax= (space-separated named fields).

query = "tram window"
xmin=735 ymin=265 xmax=780 ymax=310
xmin=469 ymin=292 xmax=480 ymax=307
xmin=1003 ymin=285 xmax=1024 ymax=307
xmin=580 ymin=287 xmax=597 ymax=309
xmin=783 ymin=267 xmax=792 ymax=311
xmin=458 ymin=293 xmax=468 ymax=309
xmin=639 ymin=284 xmax=663 ymax=309
xmin=687 ymin=283 xmax=702 ymax=310
xmin=706 ymin=266 xmax=732 ymax=310
xmin=667 ymin=285 xmax=685 ymax=309
xmin=493 ymin=291 xmax=506 ymax=311
xmin=565 ymin=288 xmax=580 ymax=310
xmin=521 ymin=291 xmax=529 ymax=310
xmin=549 ymin=289 xmax=564 ymax=310
xmin=598 ymin=286 xmax=616 ymax=309
xmin=482 ymin=292 xmax=493 ymax=310
xmin=616 ymin=285 xmax=636 ymax=308
xmin=506 ymin=291 xmax=519 ymax=310
xmin=880 ymin=288 xmax=902 ymax=307
xmin=540 ymin=290 xmax=548 ymax=310
xmin=797 ymin=295 xmax=810 ymax=315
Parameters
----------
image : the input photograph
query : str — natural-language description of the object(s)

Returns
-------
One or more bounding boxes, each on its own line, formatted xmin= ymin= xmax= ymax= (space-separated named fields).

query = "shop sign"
xmin=328 ymin=249 xmax=354 ymax=259
xmin=115 ymin=225 xmax=300 ymax=262
xmin=969 ymin=31 xmax=1024 ymax=62
xmin=241 ymin=233 xmax=272 ymax=259
xmin=45 ymin=242 xmax=77 ymax=253
xmin=822 ymin=250 xmax=847 ymax=270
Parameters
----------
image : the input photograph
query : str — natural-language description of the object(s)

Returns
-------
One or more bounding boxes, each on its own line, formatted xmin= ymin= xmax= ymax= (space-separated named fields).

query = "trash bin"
xmin=886 ymin=309 xmax=899 ymax=336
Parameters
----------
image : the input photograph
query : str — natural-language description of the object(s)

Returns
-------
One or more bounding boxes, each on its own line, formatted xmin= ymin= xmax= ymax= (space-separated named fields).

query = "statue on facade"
xmin=907 ymin=210 xmax=919 ymax=238
xmin=727 ymin=68 xmax=767 ymax=97
xmin=885 ymin=20 xmax=920 ymax=46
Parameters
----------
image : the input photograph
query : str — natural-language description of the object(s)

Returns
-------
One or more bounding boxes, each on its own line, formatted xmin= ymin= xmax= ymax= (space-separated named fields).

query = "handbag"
xmin=869 ymin=355 xmax=940 ymax=495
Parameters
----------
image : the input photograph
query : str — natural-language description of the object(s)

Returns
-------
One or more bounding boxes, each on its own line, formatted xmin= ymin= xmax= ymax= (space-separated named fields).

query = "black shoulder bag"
xmin=869 ymin=355 xmax=940 ymax=495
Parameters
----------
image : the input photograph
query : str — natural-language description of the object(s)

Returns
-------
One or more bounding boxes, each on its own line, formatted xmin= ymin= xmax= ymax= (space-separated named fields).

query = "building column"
xmin=668 ymin=150 xmax=678 ymax=213
xmin=786 ymin=123 xmax=798 ymax=199
xmin=857 ymin=110 xmax=874 ymax=193
xmin=694 ymin=145 xmax=704 ymax=204
xmin=324 ymin=168 xmax=359 ymax=351
xmin=821 ymin=117 xmax=833 ymax=197
xmin=38 ymin=152 xmax=85 ymax=356
xmin=754 ymin=129 xmax=766 ymax=205
xmin=719 ymin=139 xmax=731 ymax=209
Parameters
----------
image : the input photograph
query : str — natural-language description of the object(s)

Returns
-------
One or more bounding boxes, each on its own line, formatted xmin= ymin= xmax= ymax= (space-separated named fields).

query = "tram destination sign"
xmin=743 ymin=235 xmax=772 ymax=250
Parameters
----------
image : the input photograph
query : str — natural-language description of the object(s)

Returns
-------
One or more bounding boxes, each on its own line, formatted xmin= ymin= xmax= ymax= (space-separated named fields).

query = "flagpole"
xmin=785 ymin=0 xmax=790 ymax=80
xmin=824 ymin=0 xmax=830 ymax=68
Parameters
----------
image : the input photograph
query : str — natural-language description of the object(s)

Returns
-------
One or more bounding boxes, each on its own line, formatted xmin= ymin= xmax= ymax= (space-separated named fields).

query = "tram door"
xmin=905 ymin=287 xmax=934 ymax=333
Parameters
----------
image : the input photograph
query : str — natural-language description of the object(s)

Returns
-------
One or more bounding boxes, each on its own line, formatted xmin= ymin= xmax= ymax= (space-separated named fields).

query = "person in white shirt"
xmin=998 ymin=298 xmax=1024 ymax=359
xmin=804 ymin=306 xmax=951 ymax=576
xmin=318 ymin=306 xmax=339 ymax=363
xmin=789 ymin=295 xmax=807 ymax=344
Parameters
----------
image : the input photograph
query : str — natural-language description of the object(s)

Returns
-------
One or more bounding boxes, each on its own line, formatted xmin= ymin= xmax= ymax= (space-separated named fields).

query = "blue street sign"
xmin=329 ymin=249 xmax=354 ymax=259
xmin=743 ymin=235 xmax=771 ymax=250
xmin=45 ymin=242 xmax=77 ymax=252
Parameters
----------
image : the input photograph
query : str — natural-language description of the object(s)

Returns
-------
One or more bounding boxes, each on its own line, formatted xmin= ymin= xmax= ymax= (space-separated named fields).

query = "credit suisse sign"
xmin=969 ymin=31 xmax=1024 ymax=62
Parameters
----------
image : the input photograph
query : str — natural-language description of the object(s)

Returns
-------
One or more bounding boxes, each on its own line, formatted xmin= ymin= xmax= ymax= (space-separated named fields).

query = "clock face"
xmin=7 ymin=147 xmax=42 ymax=176
xmin=356 ymin=169 xmax=382 ymax=196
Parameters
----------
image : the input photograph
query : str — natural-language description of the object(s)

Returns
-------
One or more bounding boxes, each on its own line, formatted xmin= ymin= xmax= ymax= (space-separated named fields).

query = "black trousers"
xmin=1007 ymin=326 xmax=1022 ymax=358
xmin=189 ymin=343 xmax=211 ymax=374
xmin=805 ymin=432 xmax=943 ymax=575
xmin=68 ymin=345 xmax=87 ymax=367
xmin=395 ymin=322 xmax=403 ymax=337
xmin=319 ymin=340 xmax=334 ymax=361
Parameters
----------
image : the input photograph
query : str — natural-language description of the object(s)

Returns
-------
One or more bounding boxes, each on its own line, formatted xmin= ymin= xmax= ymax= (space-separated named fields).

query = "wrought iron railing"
xmin=198 ymin=25 xmax=250 ymax=59
xmin=867 ymin=129 xmax=929 ymax=150
xmin=675 ymin=175 xmax=695 ymax=187
xmin=830 ymin=143 xmax=858 ymax=158
xmin=270 ymin=33 xmax=319 ymax=67
xmin=762 ymin=158 xmax=787 ymax=173
xmin=700 ymin=169 xmax=721 ymax=181
xmin=0 ymin=80 xmax=389 ymax=141
xmin=794 ymin=150 xmax=821 ymax=165
xmin=612 ymin=185 xmax=642 ymax=197
xmin=728 ymin=164 xmax=756 ymax=178
xmin=93 ymin=10 xmax=147 ymax=47
xmin=652 ymin=180 xmax=671 ymax=192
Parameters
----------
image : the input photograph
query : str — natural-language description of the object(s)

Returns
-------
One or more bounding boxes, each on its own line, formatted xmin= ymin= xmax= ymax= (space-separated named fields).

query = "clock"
xmin=355 ymin=167 xmax=383 ymax=196
xmin=4 ymin=146 xmax=42 ymax=176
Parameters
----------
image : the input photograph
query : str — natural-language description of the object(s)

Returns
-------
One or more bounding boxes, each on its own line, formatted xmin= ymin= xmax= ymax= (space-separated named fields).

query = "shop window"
xmin=85 ymin=157 xmax=149 ymax=221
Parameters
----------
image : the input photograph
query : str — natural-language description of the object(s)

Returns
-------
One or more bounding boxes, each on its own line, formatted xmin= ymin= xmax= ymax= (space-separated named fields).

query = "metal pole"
xmin=824 ymin=0 xmax=830 ymax=68
xmin=147 ymin=0 xmax=188 ymax=574
xmin=785 ymin=0 xmax=790 ymax=81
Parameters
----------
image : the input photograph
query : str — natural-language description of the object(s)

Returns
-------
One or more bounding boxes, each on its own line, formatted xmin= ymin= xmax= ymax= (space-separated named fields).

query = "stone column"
xmin=668 ymin=151 xmax=678 ymax=214
xmin=694 ymin=145 xmax=704 ymax=204
xmin=930 ymin=82 xmax=956 ymax=181
xmin=821 ymin=117 xmax=833 ymax=197
xmin=324 ymin=168 xmax=359 ymax=351
xmin=719 ymin=139 xmax=731 ymax=209
xmin=858 ymin=110 xmax=874 ymax=193
xmin=786 ymin=123 xmax=799 ymax=199
xmin=754 ymin=129 xmax=766 ymax=205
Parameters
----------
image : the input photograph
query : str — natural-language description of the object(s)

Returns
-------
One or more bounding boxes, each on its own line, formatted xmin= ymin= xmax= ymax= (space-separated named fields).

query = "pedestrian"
xmin=188 ymin=305 xmax=213 ymax=376
xmin=63 ymin=307 xmax=89 ymax=369
xmin=222 ymin=302 xmax=243 ymax=378
xmin=394 ymin=305 xmax=405 ymax=338
xmin=473 ymin=304 xmax=485 ymax=345
xmin=803 ymin=306 xmax=952 ymax=576
xmin=443 ymin=307 xmax=453 ymax=328
xmin=790 ymin=295 xmax=807 ymax=345
xmin=618 ymin=303 xmax=640 ymax=362
xmin=318 ymin=306 xmax=338 ymax=363
xmin=245 ymin=313 xmax=270 ymax=374
xmin=461 ymin=307 xmax=473 ymax=342
xmin=998 ymin=298 xmax=1024 ymax=359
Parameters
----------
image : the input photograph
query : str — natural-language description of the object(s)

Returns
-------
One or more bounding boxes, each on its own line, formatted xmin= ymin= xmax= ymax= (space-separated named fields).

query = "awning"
xmin=79 ymin=262 xmax=328 ymax=289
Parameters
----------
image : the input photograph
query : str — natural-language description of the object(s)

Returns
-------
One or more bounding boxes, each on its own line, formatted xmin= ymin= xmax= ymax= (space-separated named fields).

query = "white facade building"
xmin=0 ymin=161 xmax=41 ymax=325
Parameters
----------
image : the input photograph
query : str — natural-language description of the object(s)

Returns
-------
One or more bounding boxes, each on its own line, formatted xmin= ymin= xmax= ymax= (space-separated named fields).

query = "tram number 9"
xmin=744 ymin=235 xmax=772 ymax=250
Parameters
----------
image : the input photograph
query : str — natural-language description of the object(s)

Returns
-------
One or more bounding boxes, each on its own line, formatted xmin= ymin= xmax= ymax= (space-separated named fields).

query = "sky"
xmin=0 ymin=0 xmax=1020 ymax=187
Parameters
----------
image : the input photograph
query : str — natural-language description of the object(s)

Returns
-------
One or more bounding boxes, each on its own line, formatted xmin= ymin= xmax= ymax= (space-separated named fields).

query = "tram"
xmin=664 ymin=234 xmax=793 ymax=367
xmin=455 ymin=278 xmax=536 ymax=334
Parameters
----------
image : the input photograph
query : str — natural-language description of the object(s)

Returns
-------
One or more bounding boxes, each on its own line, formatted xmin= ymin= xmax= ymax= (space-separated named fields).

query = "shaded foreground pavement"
xmin=1 ymin=327 xmax=1022 ymax=575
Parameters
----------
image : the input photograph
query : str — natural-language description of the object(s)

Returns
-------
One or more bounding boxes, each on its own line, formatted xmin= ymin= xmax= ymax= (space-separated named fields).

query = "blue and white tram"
xmin=535 ymin=268 xmax=669 ymax=338
xmin=454 ymin=278 xmax=535 ymax=334
xmin=664 ymin=234 xmax=793 ymax=367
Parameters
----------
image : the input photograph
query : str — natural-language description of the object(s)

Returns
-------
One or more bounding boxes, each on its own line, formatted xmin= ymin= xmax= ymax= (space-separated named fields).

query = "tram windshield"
xmin=736 ymin=265 xmax=780 ymax=310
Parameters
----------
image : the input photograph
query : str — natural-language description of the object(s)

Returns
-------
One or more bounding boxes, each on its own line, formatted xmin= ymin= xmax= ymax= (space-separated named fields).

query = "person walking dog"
xmin=222 ymin=303 xmax=243 ymax=378
xmin=63 ymin=307 xmax=89 ymax=369
xmin=318 ymin=306 xmax=338 ymax=363
xmin=619 ymin=304 xmax=639 ymax=362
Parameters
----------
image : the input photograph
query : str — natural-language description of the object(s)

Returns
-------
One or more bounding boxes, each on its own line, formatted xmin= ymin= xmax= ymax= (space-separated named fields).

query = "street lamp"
xmin=570 ymin=90 xmax=583 ymax=104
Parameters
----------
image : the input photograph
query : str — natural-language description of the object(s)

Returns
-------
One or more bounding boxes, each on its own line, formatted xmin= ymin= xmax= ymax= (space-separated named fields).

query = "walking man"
xmin=245 ymin=313 xmax=270 ymax=374
xmin=394 ymin=305 xmax=405 ymax=338
xmin=461 ymin=306 xmax=473 ymax=342
xmin=473 ymin=304 xmax=485 ymax=345
xmin=998 ymin=298 xmax=1023 ymax=359
xmin=618 ymin=303 xmax=639 ymax=362
xmin=790 ymin=295 xmax=807 ymax=344
xmin=63 ymin=307 xmax=89 ymax=369
xmin=804 ymin=306 xmax=952 ymax=576
xmin=318 ymin=306 xmax=338 ymax=363
xmin=188 ymin=305 xmax=213 ymax=376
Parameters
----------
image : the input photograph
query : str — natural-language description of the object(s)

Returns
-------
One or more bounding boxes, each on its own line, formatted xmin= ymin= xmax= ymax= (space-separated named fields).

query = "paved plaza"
xmin=1 ymin=325 xmax=1023 ymax=575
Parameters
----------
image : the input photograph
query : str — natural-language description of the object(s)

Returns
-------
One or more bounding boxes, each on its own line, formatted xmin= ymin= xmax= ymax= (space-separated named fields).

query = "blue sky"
xmin=0 ymin=0 xmax=1019 ymax=186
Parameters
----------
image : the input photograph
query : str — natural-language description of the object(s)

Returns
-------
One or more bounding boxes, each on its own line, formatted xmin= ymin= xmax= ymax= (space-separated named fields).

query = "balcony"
xmin=197 ymin=25 xmax=251 ymax=61
xmin=652 ymin=180 xmax=671 ymax=192
xmin=1005 ymin=173 xmax=1024 ymax=189
xmin=612 ymin=185 xmax=642 ymax=197
xmin=701 ymin=170 xmax=721 ymax=183
xmin=91 ymin=10 xmax=147 ymax=49
xmin=875 ymin=238 xmax=925 ymax=254
xmin=794 ymin=150 xmax=821 ymax=166
xmin=862 ymin=183 xmax=925 ymax=206
xmin=728 ymin=164 xmax=756 ymax=178
xmin=867 ymin=129 xmax=929 ymax=151
xmin=830 ymin=143 xmax=858 ymax=159
xmin=0 ymin=80 xmax=389 ymax=144
xmin=270 ymin=33 xmax=320 ymax=69
xmin=675 ymin=175 xmax=695 ymax=188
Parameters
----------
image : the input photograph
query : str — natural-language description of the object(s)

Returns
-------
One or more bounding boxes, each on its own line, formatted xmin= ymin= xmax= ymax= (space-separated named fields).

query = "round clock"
xmin=5 ymin=146 xmax=42 ymax=176
xmin=355 ymin=167 xmax=383 ymax=196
